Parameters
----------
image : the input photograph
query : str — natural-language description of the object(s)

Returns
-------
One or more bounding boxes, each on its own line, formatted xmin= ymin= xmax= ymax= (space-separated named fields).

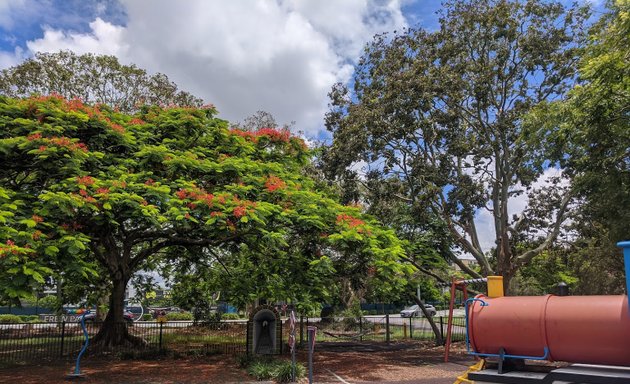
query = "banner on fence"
xmin=39 ymin=314 xmax=83 ymax=322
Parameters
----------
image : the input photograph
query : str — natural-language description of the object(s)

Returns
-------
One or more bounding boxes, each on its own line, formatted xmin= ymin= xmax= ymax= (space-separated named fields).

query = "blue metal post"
xmin=617 ymin=241 xmax=630 ymax=300
xmin=68 ymin=310 xmax=90 ymax=378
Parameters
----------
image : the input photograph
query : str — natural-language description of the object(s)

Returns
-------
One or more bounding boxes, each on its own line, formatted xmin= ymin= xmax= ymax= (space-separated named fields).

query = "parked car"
xmin=80 ymin=310 xmax=135 ymax=324
xmin=400 ymin=304 xmax=436 ymax=318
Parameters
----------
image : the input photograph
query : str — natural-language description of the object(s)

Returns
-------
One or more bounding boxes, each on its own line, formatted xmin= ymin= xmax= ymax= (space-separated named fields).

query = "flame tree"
xmin=0 ymin=95 xmax=409 ymax=347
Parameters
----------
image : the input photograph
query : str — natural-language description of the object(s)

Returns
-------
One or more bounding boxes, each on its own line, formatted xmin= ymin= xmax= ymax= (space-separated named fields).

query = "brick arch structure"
xmin=247 ymin=304 xmax=282 ymax=355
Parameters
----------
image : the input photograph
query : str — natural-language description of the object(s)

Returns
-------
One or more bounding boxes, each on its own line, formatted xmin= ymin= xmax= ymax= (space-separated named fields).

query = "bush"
xmin=245 ymin=358 xmax=306 ymax=383
xmin=274 ymin=360 xmax=306 ymax=383
xmin=221 ymin=313 xmax=240 ymax=320
xmin=0 ymin=314 xmax=22 ymax=323
xmin=19 ymin=315 xmax=39 ymax=322
xmin=166 ymin=312 xmax=193 ymax=321
xmin=141 ymin=314 xmax=153 ymax=321
xmin=247 ymin=360 xmax=275 ymax=380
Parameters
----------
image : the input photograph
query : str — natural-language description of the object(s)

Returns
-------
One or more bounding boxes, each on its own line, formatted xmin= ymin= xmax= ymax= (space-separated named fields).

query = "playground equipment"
xmin=456 ymin=241 xmax=630 ymax=383
xmin=66 ymin=309 xmax=90 ymax=379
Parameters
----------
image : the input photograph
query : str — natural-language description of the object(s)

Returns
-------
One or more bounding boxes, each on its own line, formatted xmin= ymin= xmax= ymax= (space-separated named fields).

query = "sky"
xmin=0 ymin=0 xmax=446 ymax=137
xmin=0 ymin=0 xmax=602 ymax=137
xmin=0 ymin=0 xmax=603 ymax=260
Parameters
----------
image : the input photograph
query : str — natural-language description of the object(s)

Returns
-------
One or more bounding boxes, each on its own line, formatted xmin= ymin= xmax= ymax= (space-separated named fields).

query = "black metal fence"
xmin=0 ymin=321 xmax=248 ymax=364
xmin=299 ymin=316 xmax=466 ymax=344
xmin=0 ymin=316 xmax=465 ymax=364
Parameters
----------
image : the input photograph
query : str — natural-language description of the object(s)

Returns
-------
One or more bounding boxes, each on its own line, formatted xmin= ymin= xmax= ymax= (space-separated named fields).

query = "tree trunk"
xmin=92 ymin=273 xmax=145 ymax=348
xmin=410 ymin=295 xmax=443 ymax=346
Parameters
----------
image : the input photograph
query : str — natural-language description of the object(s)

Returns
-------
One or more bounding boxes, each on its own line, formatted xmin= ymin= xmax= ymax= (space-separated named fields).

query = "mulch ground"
xmin=0 ymin=341 xmax=475 ymax=383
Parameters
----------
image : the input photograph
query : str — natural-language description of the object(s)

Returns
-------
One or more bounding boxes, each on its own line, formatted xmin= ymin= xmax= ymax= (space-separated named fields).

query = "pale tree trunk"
xmin=410 ymin=295 xmax=443 ymax=345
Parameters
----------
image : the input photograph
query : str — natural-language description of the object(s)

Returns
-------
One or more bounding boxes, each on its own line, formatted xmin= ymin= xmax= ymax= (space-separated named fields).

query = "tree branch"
xmin=516 ymin=192 xmax=573 ymax=265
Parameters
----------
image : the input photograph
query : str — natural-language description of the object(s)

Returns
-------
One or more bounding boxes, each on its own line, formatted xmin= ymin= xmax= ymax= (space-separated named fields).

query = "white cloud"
xmin=2 ymin=0 xmax=408 ymax=137
xmin=0 ymin=46 xmax=25 ymax=68
xmin=0 ymin=0 xmax=28 ymax=30
xmin=26 ymin=18 xmax=128 ymax=56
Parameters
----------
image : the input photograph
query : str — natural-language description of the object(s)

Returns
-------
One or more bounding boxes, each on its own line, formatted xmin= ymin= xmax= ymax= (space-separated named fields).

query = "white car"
xmin=400 ymin=304 xmax=436 ymax=318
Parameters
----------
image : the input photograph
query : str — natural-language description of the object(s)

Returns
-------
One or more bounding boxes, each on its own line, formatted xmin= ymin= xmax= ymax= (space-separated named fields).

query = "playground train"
xmin=456 ymin=241 xmax=630 ymax=384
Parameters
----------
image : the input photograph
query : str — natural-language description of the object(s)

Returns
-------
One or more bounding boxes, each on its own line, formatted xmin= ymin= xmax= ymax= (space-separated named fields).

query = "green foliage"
xmin=527 ymin=0 xmax=630 ymax=243
xmin=323 ymin=0 xmax=590 ymax=290
xmin=166 ymin=312 xmax=194 ymax=321
xmin=246 ymin=358 xmax=305 ymax=383
xmin=141 ymin=314 xmax=153 ymax=321
xmin=247 ymin=360 xmax=276 ymax=380
xmin=0 ymin=94 xmax=408 ymax=345
xmin=0 ymin=314 xmax=22 ymax=323
xmin=511 ymin=250 xmax=578 ymax=295
xmin=18 ymin=315 xmax=39 ymax=322
xmin=0 ymin=51 xmax=203 ymax=113
xmin=221 ymin=313 xmax=240 ymax=320
xmin=274 ymin=360 xmax=306 ymax=383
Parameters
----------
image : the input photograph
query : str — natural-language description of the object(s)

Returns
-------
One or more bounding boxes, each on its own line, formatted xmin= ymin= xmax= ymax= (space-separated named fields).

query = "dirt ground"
xmin=0 ymin=341 xmax=475 ymax=384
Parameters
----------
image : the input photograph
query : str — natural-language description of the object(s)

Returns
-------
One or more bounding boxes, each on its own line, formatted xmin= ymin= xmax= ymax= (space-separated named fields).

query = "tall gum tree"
xmin=0 ymin=95 xmax=409 ymax=347
xmin=323 ymin=0 xmax=590 ymax=291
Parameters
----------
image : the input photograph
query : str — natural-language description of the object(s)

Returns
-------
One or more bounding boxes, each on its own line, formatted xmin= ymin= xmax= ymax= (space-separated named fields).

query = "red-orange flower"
xmin=32 ymin=215 xmax=43 ymax=223
xmin=77 ymin=176 xmax=96 ymax=186
xmin=233 ymin=206 xmax=247 ymax=218
xmin=175 ymin=189 xmax=187 ymax=199
xmin=110 ymin=123 xmax=125 ymax=134
xmin=336 ymin=214 xmax=365 ymax=228
xmin=129 ymin=118 xmax=146 ymax=125
xmin=265 ymin=175 xmax=286 ymax=192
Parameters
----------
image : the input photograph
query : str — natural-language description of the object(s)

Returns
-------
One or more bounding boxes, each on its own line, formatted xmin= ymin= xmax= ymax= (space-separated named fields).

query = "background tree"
xmin=233 ymin=110 xmax=295 ymax=132
xmin=323 ymin=0 xmax=589 ymax=291
xmin=524 ymin=0 xmax=629 ymax=294
xmin=0 ymin=95 xmax=408 ymax=347
xmin=0 ymin=51 xmax=203 ymax=113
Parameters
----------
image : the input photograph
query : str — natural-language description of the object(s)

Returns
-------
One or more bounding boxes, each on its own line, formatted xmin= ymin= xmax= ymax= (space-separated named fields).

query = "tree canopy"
xmin=323 ymin=0 xmax=590 ymax=290
xmin=0 ymin=51 xmax=204 ymax=113
xmin=528 ymin=0 xmax=629 ymax=242
xmin=0 ymin=94 xmax=408 ymax=346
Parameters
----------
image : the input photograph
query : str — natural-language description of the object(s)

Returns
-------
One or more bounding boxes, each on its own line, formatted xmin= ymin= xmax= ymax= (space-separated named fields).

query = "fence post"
xmin=300 ymin=316 xmax=304 ymax=346
xmin=158 ymin=322 xmax=164 ymax=352
xmin=246 ymin=320 xmax=250 ymax=355
xmin=385 ymin=314 xmax=390 ymax=343
xmin=359 ymin=316 xmax=363 ymax=342
xmin=409 ymin=317 xmax=413 ymax=339
xmin=59 ymin=321 xmax=66 ymax=357
xmin=440 ymin=316 xmax=444 ymax=343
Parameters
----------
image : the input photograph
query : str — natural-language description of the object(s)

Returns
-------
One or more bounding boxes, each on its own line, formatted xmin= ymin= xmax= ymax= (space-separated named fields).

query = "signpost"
xmin=307 ymin=326 xmax=317 ymax=384
xmin=289 ymin=310 xmax=296 ymax=382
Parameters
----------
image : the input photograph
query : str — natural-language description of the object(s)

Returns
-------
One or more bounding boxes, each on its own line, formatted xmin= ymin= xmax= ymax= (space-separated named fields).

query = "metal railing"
xmin=0 ymin=320 xmax=248 ymax=364
xmin=0 ymin=316 xmax=466 ymax=364
xmin=298 ymin=316 xmax=466 ymax=344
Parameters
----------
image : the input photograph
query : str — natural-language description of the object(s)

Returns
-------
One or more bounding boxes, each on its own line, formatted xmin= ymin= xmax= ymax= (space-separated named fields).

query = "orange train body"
xmin=468 ymin=294 xmax=630 ymax=366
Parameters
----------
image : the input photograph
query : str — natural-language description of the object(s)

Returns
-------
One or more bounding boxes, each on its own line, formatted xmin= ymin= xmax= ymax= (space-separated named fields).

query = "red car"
xmin=80 ymin=310 xmax=135 ymax=324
